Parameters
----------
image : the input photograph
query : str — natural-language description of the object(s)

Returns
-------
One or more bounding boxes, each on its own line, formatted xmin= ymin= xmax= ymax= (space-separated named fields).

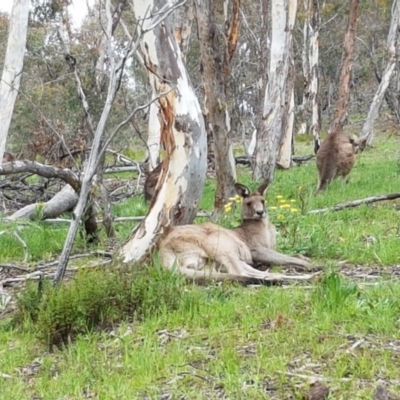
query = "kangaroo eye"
xmin=246 ymin=202 xmax=252 ymax=207
xmin=261 ymin=200 xmax=265 ymax=205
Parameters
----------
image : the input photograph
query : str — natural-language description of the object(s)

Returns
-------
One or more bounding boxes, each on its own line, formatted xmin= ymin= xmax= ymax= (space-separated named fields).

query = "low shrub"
xmin=14 ymin=261 xmax=186 ymax=348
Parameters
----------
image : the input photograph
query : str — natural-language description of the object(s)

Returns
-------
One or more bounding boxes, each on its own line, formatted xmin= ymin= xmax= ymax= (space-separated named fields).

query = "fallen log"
xmin=7 ymin=185 xmax=78 ymax=220
xmin=234 ymin=154 xmax=314 ymax=167
xmin=308 ymin=192 xmax=400 ymax=214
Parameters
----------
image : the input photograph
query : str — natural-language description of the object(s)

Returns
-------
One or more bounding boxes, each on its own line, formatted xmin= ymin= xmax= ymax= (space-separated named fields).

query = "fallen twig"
xmin=0 ymin=264 xmax=29 ymax=272
xmin=308 ymin=192 xmax=400 ymax=214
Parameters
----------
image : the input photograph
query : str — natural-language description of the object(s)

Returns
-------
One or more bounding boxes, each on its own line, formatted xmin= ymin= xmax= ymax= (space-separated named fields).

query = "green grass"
xmin=2 ymin=271 xmax=400 ymax=398
xmin=1 ymin=131 xmax=400 ymax=398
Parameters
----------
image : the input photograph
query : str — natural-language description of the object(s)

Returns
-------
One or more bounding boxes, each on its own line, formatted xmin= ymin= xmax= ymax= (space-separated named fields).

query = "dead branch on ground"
xmin=0 ymin=160 xmax=80 ymax=190
xmin=308 ymin=192 xmax=400 ymax=214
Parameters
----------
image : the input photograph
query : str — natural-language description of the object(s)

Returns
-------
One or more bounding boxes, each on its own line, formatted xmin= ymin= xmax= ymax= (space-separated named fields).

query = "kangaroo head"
xmin=234 ymin=179 xmax=270 ymax=220
xmin=349 ymin=135 xmax=367 ymax=154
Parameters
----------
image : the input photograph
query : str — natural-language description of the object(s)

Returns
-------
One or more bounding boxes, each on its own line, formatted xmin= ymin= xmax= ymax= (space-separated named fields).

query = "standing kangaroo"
xmin=315 ymin=131 xmax=366 ymax=193
xmin=158 ymin=180 xmax=314 ymax=282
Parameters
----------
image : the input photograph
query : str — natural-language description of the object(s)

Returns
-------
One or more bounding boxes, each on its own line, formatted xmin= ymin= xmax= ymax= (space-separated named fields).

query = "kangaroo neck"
xmin=233 ymin=218 xmax=267 ymax=238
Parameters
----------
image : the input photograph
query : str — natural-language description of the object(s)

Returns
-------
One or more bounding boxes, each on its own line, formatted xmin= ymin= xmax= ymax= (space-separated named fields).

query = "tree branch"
xmin=0 ymin=160 xmax=80 ymax=191
xmin=308 ymin=192 xmax=400 ymax=214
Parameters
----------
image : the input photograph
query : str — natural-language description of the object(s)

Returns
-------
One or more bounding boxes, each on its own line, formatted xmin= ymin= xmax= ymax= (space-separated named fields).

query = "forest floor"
xmin=0 ymin=129 xmax=400 ymax=399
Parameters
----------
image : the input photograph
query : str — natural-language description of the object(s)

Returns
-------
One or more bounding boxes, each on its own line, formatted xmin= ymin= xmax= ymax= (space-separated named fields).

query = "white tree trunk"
xmin=8 ymin=185 xmax=78 ymax=221
xmin=277 ymin=0 xmax=297 ymax=168
xmin=0 ymin=0 xmax=30 ymax=162
xmin=147 ymin=102 xmax=161 ymax=170
xmin=120 ymin=0 xmax=207 ymax=264
xmin=278 ymin=89 xmax=295 ymax=168
xmin=254 ymin=0 xmax=296 ymax=180
xmin=308 ymin=0 xmax=320 ymax=147
xmin=247 ymin=129 xmax=257 ymax=157
xmin=301 ymin=0 xmax=311 ymax=109
xmin=360 ymin=0 xmax=400 ymax=146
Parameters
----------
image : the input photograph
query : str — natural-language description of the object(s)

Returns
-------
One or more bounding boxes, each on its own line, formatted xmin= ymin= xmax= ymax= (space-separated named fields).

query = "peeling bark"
xmin=146 ymin=0 xmax=194 ymax=171
xmin=119 ymin=0 xmax=207 ymax=264
xmin=328 ymin=0 xmax=359 ymax=135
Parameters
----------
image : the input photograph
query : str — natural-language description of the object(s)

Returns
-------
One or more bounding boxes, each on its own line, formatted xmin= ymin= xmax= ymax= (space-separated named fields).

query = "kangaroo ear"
xmin=357 ymin=136 xmax=367 ymax=151
xmin=256 ymin=179 xmax=270 ymax=196
xmin=234 ymin=183 xmax=251 ymax=198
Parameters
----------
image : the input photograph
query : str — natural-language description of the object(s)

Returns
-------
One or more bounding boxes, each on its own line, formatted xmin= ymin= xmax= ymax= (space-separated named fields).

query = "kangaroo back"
xmin=316 ymin=130 xmax=362 ymax=192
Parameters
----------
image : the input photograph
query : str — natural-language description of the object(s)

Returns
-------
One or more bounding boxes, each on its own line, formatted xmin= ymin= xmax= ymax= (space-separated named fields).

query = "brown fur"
xmin=158 ymin=180 xmax=313 ymax=282
xmin=316 ymin=131 xmax=366 ymax=193
xmin=2 ymin=151 xmax=15 ymax=163
xmin=144 ymin=162 xmax=162 ymax=202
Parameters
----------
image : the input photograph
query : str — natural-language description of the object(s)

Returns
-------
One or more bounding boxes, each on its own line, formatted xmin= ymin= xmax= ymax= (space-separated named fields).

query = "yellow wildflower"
xmin=290 ymin=199 xmax=296 ymax=203
xmin=228 ymin=196 xmax=237 ymax=201
xmin=276 ymin=195 xmax=284 ymax=199
xmin=224 ymin=202 xmax=233 ymax=212
xmin=298 ymin=186 xmax=303 ymax=191
xmin=279 ymin=199 xmax=286 ymax=203
xmin=277 ymin=214 xmax=285 ymax=220
xmin=269 ymin=206 xmax=277 ymax=210
xmin=280 ymin=204 xmax=290 ymax=209
xmin=290 ymin=208 xmax=299 ymax=213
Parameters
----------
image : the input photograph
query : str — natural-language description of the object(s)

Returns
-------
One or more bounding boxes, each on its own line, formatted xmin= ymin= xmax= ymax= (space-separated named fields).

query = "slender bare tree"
xmin=360 ymin=0 xmax=400 ymax=146
xmin=0 ymin=0 xmax=30 ymax=162
xmin=277 ymin=0 xmax=298 ymax=169
xmin=301 ymin=0 xmax=321 ymax=148
xmin=195 ymin=0 xmax=240 ymax=213
xmin=309 ymin=0 xmax=321 ymax=150
xmin=54 ymin=0 xmax=142 ymax=283
xmin=254 ymin=0 xmax=269 ymax=150
xmin=253 ymin=0 xmax=296 ymax=181
xmin=119 ymin=0 xmax=207 ymax=264
xmin=328 ymin=0 xmax=360 ymax=135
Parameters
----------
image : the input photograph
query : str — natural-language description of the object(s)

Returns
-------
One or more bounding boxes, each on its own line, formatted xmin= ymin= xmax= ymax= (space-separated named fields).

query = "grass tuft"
xmin=13 ymin=261 xmax=186 ymax=348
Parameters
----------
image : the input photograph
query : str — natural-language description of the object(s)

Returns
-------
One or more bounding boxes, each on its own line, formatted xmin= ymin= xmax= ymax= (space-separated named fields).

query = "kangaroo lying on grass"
xmin=315 ymin=130 xmax=366 ymax=193
xmin=158 ymin=180 xmax=314 ymax=282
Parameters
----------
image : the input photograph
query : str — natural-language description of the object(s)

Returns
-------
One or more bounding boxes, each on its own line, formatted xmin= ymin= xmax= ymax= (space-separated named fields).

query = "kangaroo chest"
xmin=235 ymin=219 xmax=277 ymax=250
